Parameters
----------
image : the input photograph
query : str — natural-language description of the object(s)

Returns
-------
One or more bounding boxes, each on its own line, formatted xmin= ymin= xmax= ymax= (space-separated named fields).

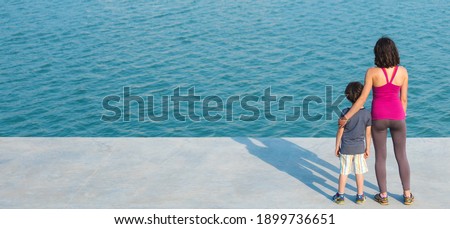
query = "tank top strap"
xmin=389 ymin=66 xmax=399 ymax=83
xmin=381 ymin=68 xmax=390 ymax=84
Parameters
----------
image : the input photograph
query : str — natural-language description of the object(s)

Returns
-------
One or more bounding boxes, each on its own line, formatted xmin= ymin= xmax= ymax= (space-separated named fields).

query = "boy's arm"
xmin=364 ymin=126 xmax=372 ymax=159
xmin=335 ymin=127 xmax=344 ymax=157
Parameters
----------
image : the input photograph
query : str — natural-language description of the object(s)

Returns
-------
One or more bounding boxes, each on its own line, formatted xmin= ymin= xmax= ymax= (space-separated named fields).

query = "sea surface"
xmin=1 ymin=0 xmax=449 ymax=137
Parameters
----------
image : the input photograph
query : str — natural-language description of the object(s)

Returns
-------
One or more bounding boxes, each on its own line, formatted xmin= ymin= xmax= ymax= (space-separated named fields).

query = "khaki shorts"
xmin=339 ymin=154 xmax=368 ymax=175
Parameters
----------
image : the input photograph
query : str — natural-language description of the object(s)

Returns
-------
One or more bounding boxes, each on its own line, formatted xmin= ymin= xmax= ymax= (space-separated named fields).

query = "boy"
xmin=333 ymin=82 xmax=372 ymax=204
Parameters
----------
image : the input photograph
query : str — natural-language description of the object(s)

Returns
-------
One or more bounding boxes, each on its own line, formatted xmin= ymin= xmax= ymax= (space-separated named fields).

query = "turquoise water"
xmin=1 ymin=0 xmax=449 ymax=137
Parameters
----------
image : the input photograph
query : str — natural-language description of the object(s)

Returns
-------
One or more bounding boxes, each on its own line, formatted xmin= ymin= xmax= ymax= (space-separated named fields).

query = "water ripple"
xmin=0 ymin=0 xmax=449 ymax=137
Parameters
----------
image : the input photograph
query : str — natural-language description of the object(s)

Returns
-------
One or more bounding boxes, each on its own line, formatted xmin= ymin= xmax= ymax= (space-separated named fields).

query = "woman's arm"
xmin=400 ymin=68 xmax=408 ymax=114
xmin=338 ymin=69 xmax=374 ymax=127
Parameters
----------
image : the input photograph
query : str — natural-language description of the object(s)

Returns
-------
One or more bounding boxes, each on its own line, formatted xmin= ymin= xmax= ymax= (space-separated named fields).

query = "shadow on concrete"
xmin=232 ymin=137 xmax=379 ymax=200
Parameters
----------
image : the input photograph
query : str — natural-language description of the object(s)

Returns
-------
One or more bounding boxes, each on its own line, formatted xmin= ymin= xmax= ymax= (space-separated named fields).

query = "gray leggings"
xmin=372 ymin=120 xmax=410 ymax=193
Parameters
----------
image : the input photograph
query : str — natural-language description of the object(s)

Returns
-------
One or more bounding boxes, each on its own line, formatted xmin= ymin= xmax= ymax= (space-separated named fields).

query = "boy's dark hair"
xmin=374 ymin=36 xmax=400 ymax=68
xmin=345 ymin=82 xmax=364 ymax=103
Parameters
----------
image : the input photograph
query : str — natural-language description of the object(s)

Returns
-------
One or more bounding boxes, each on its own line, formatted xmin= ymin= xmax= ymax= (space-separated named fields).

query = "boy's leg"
xmin=354 ymin=154 xmax=368 ymax=203
xmin=355 ymin=173 xmax=366 ymax=203
xmin=355 ymin=174 xmax=364 ymax=195
xmin=334 ymin=154 xmax=351 ymax=204
xmin=338 ymin=174 xmax=348 ymax=194
xmin=338 ymin=154 xmax=352 ymax=193
xmin=354 ymin=154 xmax=368 ymax=195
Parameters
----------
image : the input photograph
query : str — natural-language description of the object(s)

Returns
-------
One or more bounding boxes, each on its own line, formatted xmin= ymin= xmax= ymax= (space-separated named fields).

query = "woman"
xmin=338 ymin=37 xmax=414 ymax=205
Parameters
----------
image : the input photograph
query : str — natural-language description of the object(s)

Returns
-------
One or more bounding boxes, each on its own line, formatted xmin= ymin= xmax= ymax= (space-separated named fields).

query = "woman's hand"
xmin=338 ymin=116 xmax=348 ymax=128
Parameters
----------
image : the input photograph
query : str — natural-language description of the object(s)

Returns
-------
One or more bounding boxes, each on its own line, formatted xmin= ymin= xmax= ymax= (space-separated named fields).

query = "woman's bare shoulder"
xmin=398 ymin=65 xmax=408 ymax=74
xmin=396 ymin=66 xmax=409 ymax=79
xmin=366 ymin=67 xmax=380 ymax=77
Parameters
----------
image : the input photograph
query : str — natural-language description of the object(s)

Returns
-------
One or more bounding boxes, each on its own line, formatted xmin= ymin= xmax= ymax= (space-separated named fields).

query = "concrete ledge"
xmin=0 ymin=137 xmax=448 ymax=208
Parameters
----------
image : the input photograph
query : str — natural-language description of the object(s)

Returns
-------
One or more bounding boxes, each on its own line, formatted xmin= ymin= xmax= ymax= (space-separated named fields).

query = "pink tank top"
xmin=371 ymin=66 xmax=406 ymax=120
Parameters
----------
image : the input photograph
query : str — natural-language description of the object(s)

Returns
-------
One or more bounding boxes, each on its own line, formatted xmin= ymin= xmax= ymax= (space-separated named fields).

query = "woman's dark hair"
xmin=345 ymin=82 xmax=364 ymax=104
xmin=374 ymin=36 xmax=400 ymax=68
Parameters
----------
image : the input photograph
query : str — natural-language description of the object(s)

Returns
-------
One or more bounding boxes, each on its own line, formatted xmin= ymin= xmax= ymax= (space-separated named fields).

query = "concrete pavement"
xmin=0 ymin=137 xmax=448 ymax=208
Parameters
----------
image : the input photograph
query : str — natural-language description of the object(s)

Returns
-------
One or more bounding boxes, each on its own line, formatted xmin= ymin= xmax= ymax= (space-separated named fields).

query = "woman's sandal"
xmin=374 ymin=193 xmax=389 ymax=205
xmin=404 ymin=193 xmax=414 ymax=205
